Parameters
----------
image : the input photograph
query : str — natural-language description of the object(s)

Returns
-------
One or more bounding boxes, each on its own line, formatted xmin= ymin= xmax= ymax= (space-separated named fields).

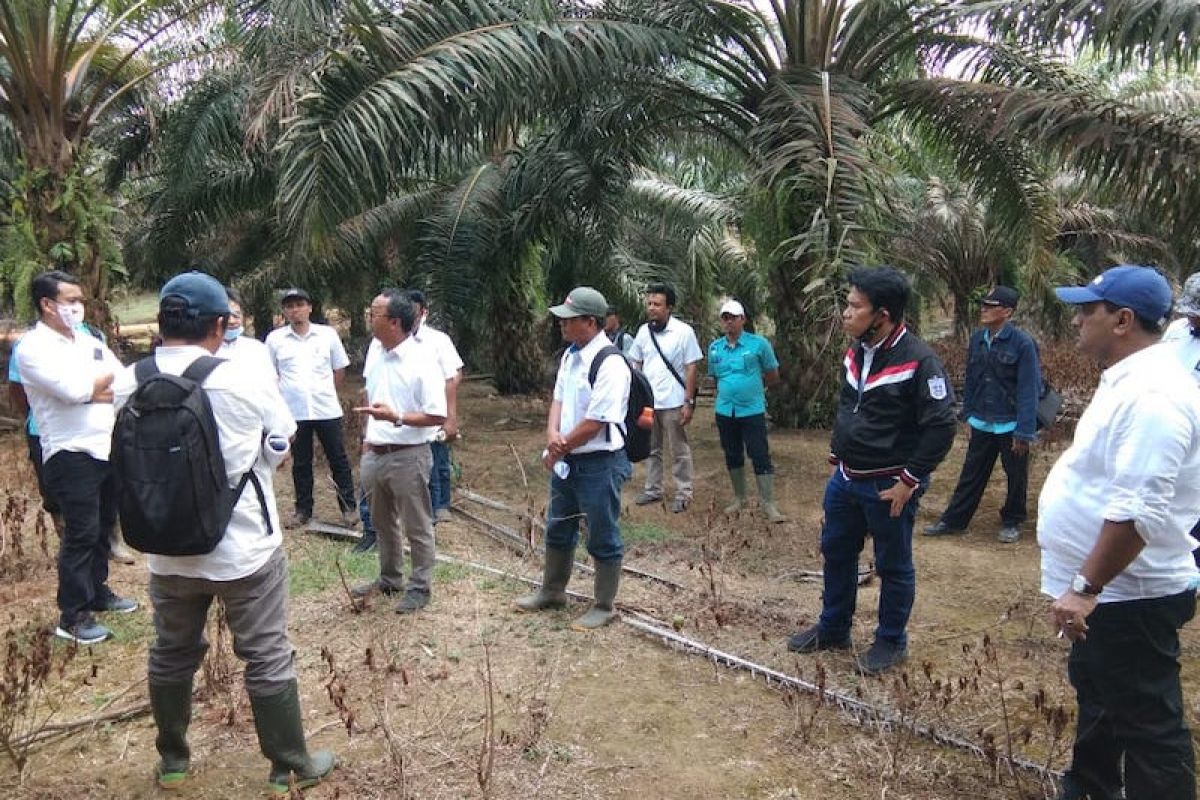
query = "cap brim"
xmin=548 ymin=304 xmax=584 ymax=318
xmin=1054 ymin=286 xmax=1102 ymax=305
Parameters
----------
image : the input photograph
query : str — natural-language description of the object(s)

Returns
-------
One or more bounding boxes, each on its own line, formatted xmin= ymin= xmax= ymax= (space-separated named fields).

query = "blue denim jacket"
xmin=961 ymin=324 xmax=1041 ymax=441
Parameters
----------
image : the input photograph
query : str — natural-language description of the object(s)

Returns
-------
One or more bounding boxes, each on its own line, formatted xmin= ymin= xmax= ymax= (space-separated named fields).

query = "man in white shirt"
xmin=1162 ymin=271 xmax=1200 ymax=567
xmin=405 ymin=289 xmax=464 ymax=524
xmin=265 ymin=288 xmax=356 ymax=528
xmin=217 ymin=287 xmax=275 ymax=377
xmin=628 ymin=283 xmax=703 ymax=513
xmin=515 ymin=287 xmax=632 ymax=629
xmin=351 ymin=290 xmax=447 ymax=613
xmin=16 ymin=270 xmax=136 ymax=645
xmin=1041 ymin=265 xmax=1199 ymax=800
xmin=114 ymin=271 xmax=333 ymax=794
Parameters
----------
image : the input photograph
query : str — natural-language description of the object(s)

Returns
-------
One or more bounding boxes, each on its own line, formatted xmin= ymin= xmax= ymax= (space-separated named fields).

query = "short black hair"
xmin=402 ymin=288 xmax=427 ymax=311
xmin=31 ymin=270 xmax=81 ymax=316
xmin=645 ymin=282 xmax=676 ymax=308
xmin=381 ymin=288 xmax=418 ymax=334
xmin=158 ymin=296 xmax=225 ymax=342
xmin=225 ymin=286 xmax=245 ymax=308
xmin=1102 ymin=300 xmax=1166 ymax=335
xmin=847 ymin=266 xmax=910 ymax=323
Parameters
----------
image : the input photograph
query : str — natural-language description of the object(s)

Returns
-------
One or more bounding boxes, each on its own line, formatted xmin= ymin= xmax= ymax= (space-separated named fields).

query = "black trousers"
xmin=43 ymin=451 xmax=115 ymax=626
xmin=1064 ymin=590 xmax=1196 ymax=800
xmin=939 ymin=427 xmax=1028 ymax=528
xmin=291 ymin=418 xmax=355 ymax=516
xmin=715 ymin=412 xmax=773 ymax=474
xmin=25 ymin=433 xmax=59 ymax=515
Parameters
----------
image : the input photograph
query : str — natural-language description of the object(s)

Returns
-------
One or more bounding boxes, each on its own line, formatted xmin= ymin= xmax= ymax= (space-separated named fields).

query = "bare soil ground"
xmin=0 ymin=375 xmax=1196 ymax=800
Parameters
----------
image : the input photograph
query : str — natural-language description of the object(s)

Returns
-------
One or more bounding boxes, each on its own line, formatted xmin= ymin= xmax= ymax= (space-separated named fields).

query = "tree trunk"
xmin=486 ymin=255 xmax=544 ymax=395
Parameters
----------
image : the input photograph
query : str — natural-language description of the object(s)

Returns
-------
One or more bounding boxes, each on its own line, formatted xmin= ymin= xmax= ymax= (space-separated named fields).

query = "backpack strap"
xmin=587 ymin=345 xmax=631 ymax=447
xmin=180 ymin=355 xmax=227 ymax=385
xmin=234 ymin=468 xmax=274 ymax=536
xmin=134 ymin=357 xmax=160 ymax=385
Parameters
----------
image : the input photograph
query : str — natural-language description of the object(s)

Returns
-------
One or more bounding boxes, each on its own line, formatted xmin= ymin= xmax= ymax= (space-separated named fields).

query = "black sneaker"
xmin=922 ymin=521 xmax=965 ymax=537
xmin=856 ymin=640 xmax=908 ymax=675
xmin=91 ymin=593 xmax=139 ymax=614
xmin=786 ymin=625 xmax=851 ymax=653
xmin=395 ymin=589 xmax=430 ymax=614
xmin=351 ymin=530 xmax=377 ymax=553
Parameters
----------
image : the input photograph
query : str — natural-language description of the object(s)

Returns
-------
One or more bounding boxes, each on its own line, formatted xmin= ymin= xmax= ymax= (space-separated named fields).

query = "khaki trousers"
xmin=643 ymin=406 xmax=693 ymax=500
xmin=361 ymin=446 xmax=435 ymax=593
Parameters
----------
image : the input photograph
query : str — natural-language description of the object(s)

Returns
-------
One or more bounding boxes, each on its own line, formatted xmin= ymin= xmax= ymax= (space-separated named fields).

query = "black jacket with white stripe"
xmin=828 ymin=323 xmax=957 ymax=487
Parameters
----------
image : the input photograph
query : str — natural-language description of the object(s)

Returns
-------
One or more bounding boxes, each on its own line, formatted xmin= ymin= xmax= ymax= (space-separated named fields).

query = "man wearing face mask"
xmin=217 ymin=287 xmax=275 ymax=377
xmin=16 ymin=270 xmax=137 ymax=645
xmin=787 ymin=266 xmax=956 ymax=674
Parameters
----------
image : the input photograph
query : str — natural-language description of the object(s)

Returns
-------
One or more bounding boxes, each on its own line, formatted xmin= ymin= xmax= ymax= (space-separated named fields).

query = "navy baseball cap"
xmin=981 ymin=286 xmax=1019 ymax=308
xmin=280 ymin=287 xmax=312 ymax=304
xmin=1054 ymin=265 xmax=1173 ymax=325
xmin=160 ymin=271 xmax=231 ymax=317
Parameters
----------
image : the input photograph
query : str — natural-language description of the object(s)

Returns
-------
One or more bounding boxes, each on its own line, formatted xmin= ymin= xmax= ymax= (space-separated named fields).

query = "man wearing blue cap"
xmin=114 ymin=272 xmax=334 ymax=794
xmin=16 ymin=270 xmax=135 ymax=645
xmin=925 ymin=286 xmax=1041 ymax=543
xmin=1040 ymin=265 xmax=1199 ymax=800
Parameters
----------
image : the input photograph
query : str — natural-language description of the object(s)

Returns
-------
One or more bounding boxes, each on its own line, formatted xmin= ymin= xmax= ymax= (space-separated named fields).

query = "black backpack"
xmin=587 ymin=345 xmax=654 ymax=463
xmin=112 ymin=356 xmax=270 ymax=556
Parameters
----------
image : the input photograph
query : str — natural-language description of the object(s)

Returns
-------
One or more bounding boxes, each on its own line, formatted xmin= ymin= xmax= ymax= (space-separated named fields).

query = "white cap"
xmin=719 ymin=299 xmax=745 ymax=317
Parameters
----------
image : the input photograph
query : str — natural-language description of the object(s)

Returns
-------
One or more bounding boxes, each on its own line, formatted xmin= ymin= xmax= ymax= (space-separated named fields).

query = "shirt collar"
xmin=385 ymin=335 xmax=417 ymax=360
xmin=1100 ymin=343 xmax=1160 ymax=388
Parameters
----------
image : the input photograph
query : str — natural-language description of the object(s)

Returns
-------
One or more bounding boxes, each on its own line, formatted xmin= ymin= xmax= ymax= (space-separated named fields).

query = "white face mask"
xmin=56 ymin=302 xmax=85 ymax=329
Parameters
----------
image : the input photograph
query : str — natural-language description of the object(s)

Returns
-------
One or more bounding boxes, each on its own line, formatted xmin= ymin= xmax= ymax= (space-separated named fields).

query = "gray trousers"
xmin=644 ymin=405 xmax=694 ymax=500
xmin=361 ymin=446 xmax=435 ymax=593
xmin=148 ymin=548 xmax=294 ymax=695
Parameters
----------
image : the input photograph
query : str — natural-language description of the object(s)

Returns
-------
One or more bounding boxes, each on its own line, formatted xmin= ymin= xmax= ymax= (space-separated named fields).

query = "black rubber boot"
xmin=149 ymin=680 xmax=192 ymax=790
xmin=572 ymin=560 xmax=621 ymax=630
xmin=515 ymin=547 xmax=574 ymax=611
xmin=249 ymin=680 xmax=336 ymax=795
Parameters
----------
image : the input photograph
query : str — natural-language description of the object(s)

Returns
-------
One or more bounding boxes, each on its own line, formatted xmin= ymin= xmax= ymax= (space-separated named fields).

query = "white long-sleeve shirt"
xmin=16 ymin=321 xmax=123 ymax=462
xmin=1038 ymin=343 xmax=1200 ymax=602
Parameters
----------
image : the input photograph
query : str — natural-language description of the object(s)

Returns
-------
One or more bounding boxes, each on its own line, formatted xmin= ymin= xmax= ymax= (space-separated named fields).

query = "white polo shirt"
xmin=114 ymin=345 xmax=297 ymax=581
xmin=553 ymin=333 xmax=630 ymax=454
xmin=1162 ymin=317 xmax=1200 ymax=385
xmin=16 ymin=321 xmax=123 ymax=462
xmin=265 ymin=323 xmax=349 ymax=421
xmin=218 ymin=334 xmax=276 ymax=379
xmin=628 ymin=316 xmax=703 ymax=409
xmin=1038 ymin=343 xmax=1200 ymax=603
xmin=362 ymin=336 xmax=447 ymax=446
xmin=413 ymin=322 xmax=464 ymax=381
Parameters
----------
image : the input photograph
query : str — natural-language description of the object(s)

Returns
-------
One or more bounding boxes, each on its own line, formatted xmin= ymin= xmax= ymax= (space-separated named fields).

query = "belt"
xmin=564 ymin=449 xmax=621 ymax=463
xmin=363 ymin=442 xmax=428 ymax=454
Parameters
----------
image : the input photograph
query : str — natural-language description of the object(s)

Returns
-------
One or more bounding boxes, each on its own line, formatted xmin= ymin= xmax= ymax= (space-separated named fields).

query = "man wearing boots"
xmin=1042 ymin=266 xmax=1199 ymax=800
xmin=517 ymin=287 xmax=632 ymax=629
xmin=351 ymin=290 xmax=447 ymax=614
xmin=708 ymin=299 xmax=785 ymax=522
xmin=925 ymin=286 xmax=1041 ymax=544
xmin=788 ymin=267 xmax=956 ymax=674
xmin=114 ymin=272 xmax=334 ymax=794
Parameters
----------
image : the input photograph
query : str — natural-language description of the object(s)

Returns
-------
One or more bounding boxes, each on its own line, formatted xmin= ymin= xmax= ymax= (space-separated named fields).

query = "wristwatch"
xmin=685 ymin=397 xmax=696 ymax=408
xmin=1070 ymin=573 xmax=1102 ymax=596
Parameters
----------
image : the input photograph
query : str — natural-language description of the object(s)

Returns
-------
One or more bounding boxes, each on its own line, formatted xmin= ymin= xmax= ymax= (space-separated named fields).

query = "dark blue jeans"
xmin=1064 ymin=590 xmax=1196 ymax=800
xmin=715 ymin=412 xmax=773 ymax=474
xmin=430 ymin=440 xmax=452 ymax=511
xmin=44 ymin=451 xmax=116 ymax=626
xmin=544 ymin=450 xmax=631 ymax=563
xmin=291 ymin=418 xmax=355 ymax=516
xmin=817 ymin=469 xmax=923 ymax=647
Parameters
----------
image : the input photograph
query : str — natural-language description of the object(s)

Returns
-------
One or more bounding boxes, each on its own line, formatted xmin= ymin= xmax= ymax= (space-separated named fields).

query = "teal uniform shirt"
xmin=708 ymin=331 xmax=779 ymax=417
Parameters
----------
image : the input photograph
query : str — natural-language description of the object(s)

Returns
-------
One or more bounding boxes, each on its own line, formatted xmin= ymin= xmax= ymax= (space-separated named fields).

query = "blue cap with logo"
xmin=160 ymin=271 xmax=231 ymax=317
xmin=1053 ymin=265 xmax=1172 ymax=325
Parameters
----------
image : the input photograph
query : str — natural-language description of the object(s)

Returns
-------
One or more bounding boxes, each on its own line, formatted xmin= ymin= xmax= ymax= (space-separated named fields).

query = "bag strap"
xmin=649 ymin=328 xmax=687 ymax=390
xmin=234 ymin=468 xmax=274 ymax=536
xmin=133 ymin=357 xmax=160 ymax=385
xmin=587 ymin=345 xmax=629 ymax=446
xmin=180 ymin=355 xmax=227 ymax=385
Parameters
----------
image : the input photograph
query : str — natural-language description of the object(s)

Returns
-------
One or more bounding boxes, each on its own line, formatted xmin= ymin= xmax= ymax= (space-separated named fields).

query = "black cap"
xmin=982 ymin=286 xmax=1019 ymax=309
xmin=280 ymin=288 xmax=311 ymax=304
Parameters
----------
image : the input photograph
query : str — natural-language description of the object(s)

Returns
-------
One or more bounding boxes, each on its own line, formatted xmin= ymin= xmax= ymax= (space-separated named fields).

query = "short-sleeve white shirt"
xmin=1162 ymin=317 xmax=1200 ymax=386
xmin=265 ymin=323 xmax=349 ymax=421
xmin=628 ymin=316 xmax=703 ymax=409
xmin=16 ymin=321 xmax=124 ymax=462
xmin=553 ymin=333 xmax=631 ymax=454
xmin=412 ymin=322 xmax=464 ymax=381
xmin=363 ymin=336 xmax=447 ymax=445
xmin=1037 ymin=344 xmax=1200 ymax=602
xmin=114 ymin=345 xmax=297 ymax=581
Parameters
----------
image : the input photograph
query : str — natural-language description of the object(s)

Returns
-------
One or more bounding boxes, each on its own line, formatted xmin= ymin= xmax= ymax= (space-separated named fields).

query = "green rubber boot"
xmin=149 ymin=680 xmax=192 ymax=790
xmin=249 ymin=680 xmax=336 ymax=795
xmin=515 ymin=547 xmax=574 ymax=611
xmin=572 ymin=560 xmax=621 ymax=630
xmin=723 ymin=467 xmax=748 ymax=514
xmin=756 ymin=474 xmax=787 ymax=524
